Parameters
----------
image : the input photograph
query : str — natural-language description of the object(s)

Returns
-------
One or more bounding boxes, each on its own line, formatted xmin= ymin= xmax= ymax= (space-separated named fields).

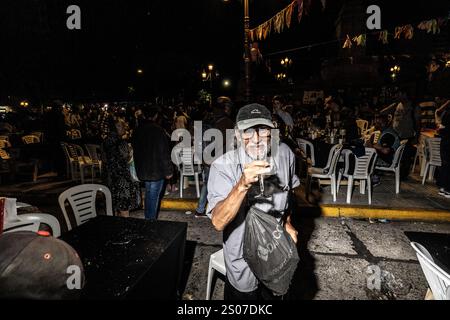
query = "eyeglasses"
xmin=241 ymin=127 xmax=271 ymax=140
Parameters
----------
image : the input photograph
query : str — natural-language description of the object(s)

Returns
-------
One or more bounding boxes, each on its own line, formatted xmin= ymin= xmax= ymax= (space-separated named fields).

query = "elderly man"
xmin=207 ymin=103 xmax=300 ymax=300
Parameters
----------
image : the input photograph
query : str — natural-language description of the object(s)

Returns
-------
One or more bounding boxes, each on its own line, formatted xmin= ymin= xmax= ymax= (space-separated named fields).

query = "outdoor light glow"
xmin=446 ymin=60 xmax=450 ymax=68
xmin=137 ymin=69 xmax=143 ymax=74
xmin=202 ymin=72 xmax=207 ymax=79
xmin=208 ymin=64 xmax=214 ymax=71
xmin=223 ymin=79 xmax=230 ymax=87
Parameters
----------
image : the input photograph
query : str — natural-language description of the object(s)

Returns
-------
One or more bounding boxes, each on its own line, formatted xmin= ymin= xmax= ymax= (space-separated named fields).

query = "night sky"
xmin=0 ymin=0 xmax=449 ymax=103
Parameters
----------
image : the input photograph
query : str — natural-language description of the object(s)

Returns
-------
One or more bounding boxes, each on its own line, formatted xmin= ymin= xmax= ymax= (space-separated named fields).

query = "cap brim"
xmin=236 ymin=118 xmax=275 ymax=131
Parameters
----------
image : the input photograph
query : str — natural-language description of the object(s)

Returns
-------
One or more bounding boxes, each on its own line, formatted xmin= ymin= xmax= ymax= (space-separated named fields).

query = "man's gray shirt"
xmin=206 ymin=143 xmax=300 ymax=292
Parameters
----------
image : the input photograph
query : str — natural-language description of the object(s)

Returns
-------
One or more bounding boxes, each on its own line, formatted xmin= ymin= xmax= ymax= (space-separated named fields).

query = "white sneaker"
xmin=438 ymin=188 xmax=446 ymax=196
xmin=444 ymin=192 xmax=450 ymax=199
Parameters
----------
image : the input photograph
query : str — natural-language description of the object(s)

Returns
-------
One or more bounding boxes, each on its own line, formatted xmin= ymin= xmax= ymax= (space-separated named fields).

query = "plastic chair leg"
xmin=331 ymin=176 xmax=337 ymax=202
xmin=368 ymin=177 xmax=372 ymax=205
xmin=360 ymin=180 xmax=366 ymax=195
xmin=195 ymin=174 xmax=200 ymax=198
xmin=206 ymin=263 xmax=214 ymax=300
xmin=180 ymin=174 xmax=183 ymax=198
xmin=346 ymin=177 xmax=353 ymax=204
xmin=395 ymin=168 xmax=400 ymax=194
xmin=422 ymin=163 xmax=430 ymax=185
xmin=337 ymin=172 xmax=342 ymax=194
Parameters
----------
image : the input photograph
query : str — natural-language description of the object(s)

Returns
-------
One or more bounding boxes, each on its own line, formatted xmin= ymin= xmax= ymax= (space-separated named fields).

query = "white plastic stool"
xmin=206 ymin=249 xmax=226 ymax=300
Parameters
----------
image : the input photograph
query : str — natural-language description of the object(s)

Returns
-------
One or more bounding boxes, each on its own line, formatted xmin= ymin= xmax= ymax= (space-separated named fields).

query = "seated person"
xmin=367 ymin=114 xmax=400 ymax=168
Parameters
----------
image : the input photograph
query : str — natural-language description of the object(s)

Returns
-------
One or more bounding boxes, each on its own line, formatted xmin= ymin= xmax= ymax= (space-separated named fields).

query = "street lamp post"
xmin=243 ymin=0 xmax=251 ymax=102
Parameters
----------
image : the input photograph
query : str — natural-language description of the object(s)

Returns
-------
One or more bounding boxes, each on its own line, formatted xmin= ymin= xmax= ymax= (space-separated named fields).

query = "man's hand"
xmin=285 ymin=221 xmax=298 ymax=244
xmin=240 ymin=160 xmax=270 ymax=189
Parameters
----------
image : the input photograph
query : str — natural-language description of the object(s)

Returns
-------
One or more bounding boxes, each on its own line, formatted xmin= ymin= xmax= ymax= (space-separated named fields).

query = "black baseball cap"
xmin=236 ymin=103 xmax=275 ymax=131
xmin=0 ymin=231 xmax=85 ymax=300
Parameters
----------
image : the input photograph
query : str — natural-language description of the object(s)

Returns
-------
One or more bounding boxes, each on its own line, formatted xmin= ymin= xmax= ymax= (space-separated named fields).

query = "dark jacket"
xmin=131 ymin=120 xmax=173 ymax=181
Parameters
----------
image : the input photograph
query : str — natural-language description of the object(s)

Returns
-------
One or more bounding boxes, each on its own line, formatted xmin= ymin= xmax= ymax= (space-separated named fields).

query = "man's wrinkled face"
xmin=239 ymin=125 xmax=271 ymax=159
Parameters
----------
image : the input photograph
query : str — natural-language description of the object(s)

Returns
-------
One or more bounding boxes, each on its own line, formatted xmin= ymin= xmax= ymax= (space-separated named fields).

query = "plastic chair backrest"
xmin=391 ymin=142 xmax=407 ymax=169
xmin=19 ymin=213 xmax=61 ymax=238
xmin=0 ymin=140 xmax=11 ymax=149
xmin=3 ymin=219 xmax=40 ymax=234
xmin=22 ymin=135 xmax=40 ymax=144
xmin=426 ymin=138 xmax=441 ymax=165
xmin=58 ymin=184 xmax=113 ymax=231
xmin=372 ymin=131 xmax=381 ymax=144
xmin=31 ymin=132 xmax=43 ymax=138
xmin=411 ymin=242 xmax=450 ymax=300
xmin=85 ymin=144 xmax=102 ymax=162
xmin=211 ymin=249 xmax=226 ymax=275
xmin=0 ymin=149 xmax=10 ymax=160
xmin=353 ymin=148 xmax=377 ymax=179
xmin=181 ymin=147 xmax=195 ymax=175
xmin=297 ymin=138 xmax=315 ymax=167
xmin=324 ymin=144 xmax=341 ymax=171
xmin=356 ymin=119 xmax=369 ymax=135
xmin=328 ymin=144 xmax=343 ymax=175
xmin=64 ymin=143 xmax=79 ymax=161
xmin=0 ymin=136 xmax=9 ymax=141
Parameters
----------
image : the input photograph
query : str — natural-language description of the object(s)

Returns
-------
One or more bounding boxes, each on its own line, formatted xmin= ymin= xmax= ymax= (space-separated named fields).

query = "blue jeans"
xmin=196 ymin=167 xmax=210 ymax=214
xmin=145 ymin=179 xmax=165 ymax=220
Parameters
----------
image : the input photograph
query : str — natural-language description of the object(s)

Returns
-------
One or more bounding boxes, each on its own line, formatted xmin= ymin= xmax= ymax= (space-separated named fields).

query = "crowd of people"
xmin=1 ymin=87 xmax=449 ymax=216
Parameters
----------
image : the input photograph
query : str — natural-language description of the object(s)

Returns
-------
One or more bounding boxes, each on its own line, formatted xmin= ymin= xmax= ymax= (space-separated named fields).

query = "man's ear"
xmin=235 ymin=128 xmax=242 ymax=143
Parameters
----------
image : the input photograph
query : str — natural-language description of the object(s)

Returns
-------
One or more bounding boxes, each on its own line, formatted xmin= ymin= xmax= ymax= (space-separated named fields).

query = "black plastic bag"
xmin=243 ymin=206 xmax=299 ymax=296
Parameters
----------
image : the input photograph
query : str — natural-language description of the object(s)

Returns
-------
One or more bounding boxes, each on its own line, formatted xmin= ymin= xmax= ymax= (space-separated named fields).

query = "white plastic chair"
xmin=2 ymin=219 xmax=40 ymax=234
xmin=17 ymin=213 xmax=61 ymax=237
xmin=422 ymin=138 xmax=442 ymax=185
xmin=31 ymin=132 xmax=44 ymax=142
xmin=297 ymin=138 xmax=316 ymax=167
xmin=337 ymin=148 xmax=378 ymax=204
xmin=356 ymin=119 xmax=369 ymax=136
xmin=71 ymin=144 xmax=95 ymax=184
xmin=85 ymin=144 xmax=103 ymax=178
xmin=206 ymin=249 xmax=226 ymax=300
xmin=411 ymin=242 xmax=450 ymax=300
xmin=0 ymin=135 xmax=9 ymax=141
xmin=58 ymin=184 xmax=113 ymax=231
xmin=307 ymin=144 xmax=343 ymax=202
xmin=412 ymin=138 xmax=427 ymax=177
xmin=375 ymin=142 xmax=407 ymax=194
xmin=0 ymin=139 xmax=11 ymax=149
xmin=22 ymin=135 xmax=40 ymax=144
xmin=61 ymin=143 xmax=94 ymax=183
xmin=365 ymin=130 xmax=381 ymax=145
xmin=179 ymin=147 xmax=201 ymax=198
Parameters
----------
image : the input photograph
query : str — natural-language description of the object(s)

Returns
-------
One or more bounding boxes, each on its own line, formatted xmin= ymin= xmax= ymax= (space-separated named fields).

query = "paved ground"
xmin=316 ymin=174 xmax=450 ymax=210
xmin=2 ymin=175 xmax=450 ymax=300
xmin=130 ymin=210 xmax=450 ymax=300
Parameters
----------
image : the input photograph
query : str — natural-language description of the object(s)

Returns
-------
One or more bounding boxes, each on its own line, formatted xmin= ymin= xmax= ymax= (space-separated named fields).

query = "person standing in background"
xmin=132 ymin=108 xmax=173 ymax=220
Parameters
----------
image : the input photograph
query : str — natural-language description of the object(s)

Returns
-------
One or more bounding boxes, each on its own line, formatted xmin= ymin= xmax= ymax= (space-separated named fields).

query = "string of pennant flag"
xmin=343 ymin=17 xmax=449 ymax=49
xmin=249 ymin=0 xmax=313 ymax=42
